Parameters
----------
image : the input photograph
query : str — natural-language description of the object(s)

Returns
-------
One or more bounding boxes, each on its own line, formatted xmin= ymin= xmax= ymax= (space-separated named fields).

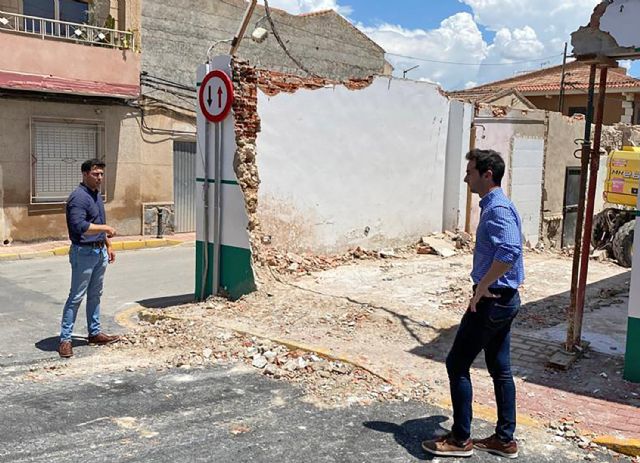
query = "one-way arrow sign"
xmin=199 ymin=69 xmax=234 ymax=123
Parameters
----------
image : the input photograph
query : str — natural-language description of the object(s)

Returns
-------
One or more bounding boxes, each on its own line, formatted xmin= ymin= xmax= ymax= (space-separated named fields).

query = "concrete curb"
xmin=0 ymin=239 xmax=184 ymax=261
xmin=593 ymin=436 xmax=640 ymax=457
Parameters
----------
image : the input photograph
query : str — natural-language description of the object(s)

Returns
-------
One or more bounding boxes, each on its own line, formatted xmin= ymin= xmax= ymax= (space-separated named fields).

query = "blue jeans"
xmin=446 ymin=287 xmax=520 ymax=442
xmin=60 ymin=244 xmax=108 ymax=342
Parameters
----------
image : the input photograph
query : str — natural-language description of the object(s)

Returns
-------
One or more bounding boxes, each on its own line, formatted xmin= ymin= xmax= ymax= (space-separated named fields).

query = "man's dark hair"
xmin=465 ymin=149 xmax=505 ymax=185
xmin=81 ymin=158 xmax=106 ymax=173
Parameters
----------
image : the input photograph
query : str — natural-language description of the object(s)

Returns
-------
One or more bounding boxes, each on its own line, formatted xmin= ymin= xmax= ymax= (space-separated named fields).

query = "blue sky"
xmin=270 ymin=0 xmax=639 ymax=89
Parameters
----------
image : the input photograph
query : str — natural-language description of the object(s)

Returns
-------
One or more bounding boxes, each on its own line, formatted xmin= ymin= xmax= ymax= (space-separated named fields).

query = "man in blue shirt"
xmin=58 ymin=159 xmax=120 ymax=358
xmin=423 ymin=149 xmax=524 ymax=459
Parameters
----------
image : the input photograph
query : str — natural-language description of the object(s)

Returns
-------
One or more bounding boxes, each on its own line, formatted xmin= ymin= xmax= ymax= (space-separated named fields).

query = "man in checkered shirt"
xmin=423 ymin=149 xmax=525 ymax=459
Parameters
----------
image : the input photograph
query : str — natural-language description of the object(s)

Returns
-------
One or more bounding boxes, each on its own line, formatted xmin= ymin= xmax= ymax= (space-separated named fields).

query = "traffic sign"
xmin=199 ymin=69 xmax=234 ymax=123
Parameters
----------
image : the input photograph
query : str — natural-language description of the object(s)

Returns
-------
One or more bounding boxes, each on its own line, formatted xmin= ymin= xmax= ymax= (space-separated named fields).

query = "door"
xmin=562 ymin=167 xmax=581 ymax=248
xmin=173 ymin=141 xmax=196 ymax=233
xmin=510 ymin=137 xmax=545 ymax=247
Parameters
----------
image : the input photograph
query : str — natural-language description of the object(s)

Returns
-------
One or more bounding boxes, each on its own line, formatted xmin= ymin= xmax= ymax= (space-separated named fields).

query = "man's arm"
xmin=105 ymin=236 xmax=116 ymax=263
xmin=67 ymin=196 xmax=116 ymax=238
xmin=86 ymin=223 xmax=116 ymax=237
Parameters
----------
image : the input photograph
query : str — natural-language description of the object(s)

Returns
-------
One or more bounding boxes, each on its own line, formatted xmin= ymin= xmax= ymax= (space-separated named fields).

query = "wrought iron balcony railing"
xmin=0 ymin=10 xmax=134 ymax=49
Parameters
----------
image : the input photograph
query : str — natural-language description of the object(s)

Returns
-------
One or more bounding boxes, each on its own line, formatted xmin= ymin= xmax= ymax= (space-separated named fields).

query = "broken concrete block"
xmin=252 ymin=355 xmax=268 ymax=369
xmin=421 ymin=236 xmax=456 ymax=258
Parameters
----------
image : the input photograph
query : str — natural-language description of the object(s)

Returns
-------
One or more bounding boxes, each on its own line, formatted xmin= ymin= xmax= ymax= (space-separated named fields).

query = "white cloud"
xmin=359 ymin=13 xmax=487 ymax=89
xmin=620 ymin=60 xmax=632 ymax=71
xmin=489 ymin=26 xmax=544 ymax=60
xmin=258 ymin=0 xmax=352 ymax=16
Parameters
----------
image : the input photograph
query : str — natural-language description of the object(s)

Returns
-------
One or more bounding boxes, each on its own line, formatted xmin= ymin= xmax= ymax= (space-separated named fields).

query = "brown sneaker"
xmin=87 ymin=332 xmax=120 ymax=346
xmin=422 ymin=433 xmax=473 ymax=457
xmin=58 ymin=340 xmax=73 ymax=358
xmin=473 ymin=434 xmax=519 ymax=458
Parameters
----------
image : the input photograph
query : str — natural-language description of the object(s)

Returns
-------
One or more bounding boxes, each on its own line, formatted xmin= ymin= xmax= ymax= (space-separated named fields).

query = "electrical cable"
xmin=386 ymin=52 xmax=565 ymax=67
xmin=263 ymin=0 xmax=316 ymax=76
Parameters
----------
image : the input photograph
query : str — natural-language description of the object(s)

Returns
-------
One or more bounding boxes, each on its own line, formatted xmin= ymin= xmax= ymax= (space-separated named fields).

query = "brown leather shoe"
xmin=422 ymin=433 xmax=473 ymax=457
xmin=58 ymin=340 xmax=73 ymax=358
xmin=87 ymin=332 xmax=120 ymax=346
xmin=473 ymin=434 xmax=519 ymax=458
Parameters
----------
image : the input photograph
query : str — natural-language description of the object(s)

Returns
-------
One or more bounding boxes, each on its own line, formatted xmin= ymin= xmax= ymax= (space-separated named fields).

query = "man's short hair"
xmin=466 ymin=149 xmax=505 ymax=185
xmin=81 ymin=158 xmax=106 ymax=173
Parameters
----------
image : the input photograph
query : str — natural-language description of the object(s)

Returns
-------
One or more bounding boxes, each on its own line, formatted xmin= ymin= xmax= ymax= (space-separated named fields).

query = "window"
xmin=23 ymin=0 xmax=88 ymax=33
xmin=31 ymin=119 xmax=105 ymax=204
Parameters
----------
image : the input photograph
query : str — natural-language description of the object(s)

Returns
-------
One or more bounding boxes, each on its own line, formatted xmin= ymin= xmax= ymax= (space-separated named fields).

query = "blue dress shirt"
xmin=66 ymin=183 xmax=106 ymax=245
xmin=471 ymin=188 xmax=525 ymax=289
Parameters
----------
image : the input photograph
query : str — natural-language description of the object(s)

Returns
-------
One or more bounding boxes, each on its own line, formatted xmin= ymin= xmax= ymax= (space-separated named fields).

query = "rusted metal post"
xmin=568 ymin=65 xmax=609 ymax=350
xmin=566 ymin=65 xmax=597 ymax=351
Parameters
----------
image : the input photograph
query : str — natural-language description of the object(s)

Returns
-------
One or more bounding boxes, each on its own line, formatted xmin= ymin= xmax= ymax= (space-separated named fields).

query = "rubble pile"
xmin=417 ymin=231 xmax=473 ymax=256
xmin=117 ymin=317 xmax=430 ymax=407
xmin=253 ymin=245 xmax=393 ymax=275
xmin=548 ymin=419 xmax=602 ymax=460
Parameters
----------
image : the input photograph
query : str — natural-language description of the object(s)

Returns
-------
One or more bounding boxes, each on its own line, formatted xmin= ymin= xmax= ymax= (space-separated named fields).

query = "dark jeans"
xmin=446 ymin=287 xmax=520 ymax=443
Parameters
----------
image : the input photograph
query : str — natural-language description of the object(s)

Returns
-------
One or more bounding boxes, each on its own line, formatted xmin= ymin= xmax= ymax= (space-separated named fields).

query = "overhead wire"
xmin=262 ymin=0 xmax=316 ymax=76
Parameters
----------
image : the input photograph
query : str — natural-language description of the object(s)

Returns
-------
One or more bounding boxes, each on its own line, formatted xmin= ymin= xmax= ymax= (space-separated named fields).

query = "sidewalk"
xmin=0 ymin=232 xmax=195 ymax=261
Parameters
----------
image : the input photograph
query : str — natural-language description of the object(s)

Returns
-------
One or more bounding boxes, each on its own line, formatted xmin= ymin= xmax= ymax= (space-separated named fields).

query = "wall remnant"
xmin=572 ymin=0 xmax=640 ymax=60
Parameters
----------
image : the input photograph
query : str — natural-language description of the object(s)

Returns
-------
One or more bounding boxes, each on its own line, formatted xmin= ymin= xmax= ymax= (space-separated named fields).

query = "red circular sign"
xmin=198 ymin=69 xmax=234 ymax=123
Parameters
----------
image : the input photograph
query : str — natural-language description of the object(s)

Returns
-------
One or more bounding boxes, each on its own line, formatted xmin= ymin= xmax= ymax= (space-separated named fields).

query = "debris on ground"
xmin=112 ymin=317 xmax=431 ymax=408
xmin=547 ymin=419 xmax=601 ymax=451
xmin=253 ymin=245 xmax=396 ymax=275
xmin=419 ymin=235 xmax=457 ymax=258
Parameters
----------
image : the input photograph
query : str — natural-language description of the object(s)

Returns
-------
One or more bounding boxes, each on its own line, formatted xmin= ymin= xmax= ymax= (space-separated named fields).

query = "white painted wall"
xmin=443 ymin=100 xmax=473 ymax=231
xmin=469 ymin=116 xmax=515 ymax=232
xmin=256 ymin=77 xmax=451 ymax=252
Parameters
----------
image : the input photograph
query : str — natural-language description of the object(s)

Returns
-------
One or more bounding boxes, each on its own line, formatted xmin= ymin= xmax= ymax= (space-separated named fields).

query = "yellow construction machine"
xmin=592 ymin=146 xmax=639 ymax=267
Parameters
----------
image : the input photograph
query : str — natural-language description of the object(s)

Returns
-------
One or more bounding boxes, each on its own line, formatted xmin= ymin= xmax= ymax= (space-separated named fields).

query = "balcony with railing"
xmin=0 ymin=9 xmax=140 ymax=99
xmin=0 ymin=10 xmax=134 ymax=49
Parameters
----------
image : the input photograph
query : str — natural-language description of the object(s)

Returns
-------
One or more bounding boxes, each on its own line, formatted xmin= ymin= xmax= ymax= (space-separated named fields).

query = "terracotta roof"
xmin=448 ymin=61 xmax=640 ymax=101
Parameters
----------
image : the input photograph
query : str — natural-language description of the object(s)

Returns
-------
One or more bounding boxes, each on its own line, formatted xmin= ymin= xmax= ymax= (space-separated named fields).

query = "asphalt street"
xmin=0 ymin=362 xmax=607 ymax=463
xmin=0 ymin=244 xmax=194 ymax=365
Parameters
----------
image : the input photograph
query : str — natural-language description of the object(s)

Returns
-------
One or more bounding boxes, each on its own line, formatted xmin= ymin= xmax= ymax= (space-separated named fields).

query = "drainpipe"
xmin=567 ymin=65 xmax=610 ymax=351
xmin=566 ymin=64 xmax=596 ymax=350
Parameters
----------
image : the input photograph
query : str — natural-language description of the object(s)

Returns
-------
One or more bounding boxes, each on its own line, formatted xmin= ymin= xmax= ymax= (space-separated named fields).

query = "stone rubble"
xmin=116 ymin=317 xmax=432 ymax=408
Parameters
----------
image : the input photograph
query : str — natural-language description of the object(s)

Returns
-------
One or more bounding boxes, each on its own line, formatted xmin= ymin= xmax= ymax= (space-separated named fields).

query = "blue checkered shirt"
xmin=471 ymin=188 xmax=525 ymax=289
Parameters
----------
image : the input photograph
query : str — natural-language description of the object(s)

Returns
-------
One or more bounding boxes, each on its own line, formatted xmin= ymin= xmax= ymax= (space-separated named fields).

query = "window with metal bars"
xmin=31 ymin=119 xmax=105 ymax=203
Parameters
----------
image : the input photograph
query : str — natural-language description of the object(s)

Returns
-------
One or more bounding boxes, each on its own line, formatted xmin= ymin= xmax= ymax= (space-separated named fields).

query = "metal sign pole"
xmin=212 ymin=120 xmax=222 ymax=296
xmin=199 ymin=61 xmax=211 ymax=301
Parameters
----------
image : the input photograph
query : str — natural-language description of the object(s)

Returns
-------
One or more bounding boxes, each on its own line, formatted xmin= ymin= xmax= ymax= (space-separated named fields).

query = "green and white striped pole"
xmin=624 ymin=192 xmax=640 ymax=383
xmin=195 ymin=55 xmax=256 ymax=301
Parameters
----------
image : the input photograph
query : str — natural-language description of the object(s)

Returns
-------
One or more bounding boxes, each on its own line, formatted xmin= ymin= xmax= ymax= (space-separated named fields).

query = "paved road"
xmin=0 ymin=244 xmax=194 ymax=365
xmin=0 ymin=363 xmax=605 ymax=463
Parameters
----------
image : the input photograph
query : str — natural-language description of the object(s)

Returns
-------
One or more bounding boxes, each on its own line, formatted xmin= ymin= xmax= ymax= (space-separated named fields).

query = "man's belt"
xmin=76 ymin=240 xmax=105 ymax=248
